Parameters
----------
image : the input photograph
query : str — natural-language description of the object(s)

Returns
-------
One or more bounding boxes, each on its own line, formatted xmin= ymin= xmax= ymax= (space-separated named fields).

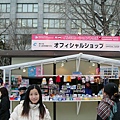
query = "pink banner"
xmin=32 ymin=34 xmax=120 ymax=41
xmin=36 ymin=66 xmax=43 ymax=76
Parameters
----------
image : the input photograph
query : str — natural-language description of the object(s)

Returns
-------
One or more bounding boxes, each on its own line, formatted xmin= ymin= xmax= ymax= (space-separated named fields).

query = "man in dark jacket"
xmin=18 ymin=87 xmax=27 ymax=101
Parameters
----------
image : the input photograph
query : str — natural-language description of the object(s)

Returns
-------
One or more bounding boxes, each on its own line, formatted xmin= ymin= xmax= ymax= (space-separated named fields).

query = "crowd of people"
xmin=0 ymin=77 xmax=120 ymax=120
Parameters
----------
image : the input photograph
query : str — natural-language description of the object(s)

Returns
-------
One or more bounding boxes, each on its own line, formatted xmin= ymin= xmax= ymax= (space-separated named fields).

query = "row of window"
xmin=0 ymin=18 xmax=88 ymax=29
xmin=0 ymin=4 xmax=10 ymax=12
xmin=17 ymin=4 xmax=38 ymax=12
xmin=0 ymin=3 xmax=65 ymax=13
xmin=16 ymin=19 xmax=37 ymax=28
xmin=43 ymin=19 xmax=65 ymax=28
xmin=0 ymin=3 xmax=117 ymax=14
xmin=0 ymin=3 xmax=38 ymax=13
xmin=100 ymin=67 xmax=119 ymax=76
xmin=0 ymin=3 xmax=93 ymax=13
xmin=0 ymin=18 xmax=118 ymax=30
xmin=44 ymin=3 xmax=65 ymax=13
xmin=0 ymin=19 xmax=9 ymax=28
xmin=0 ymin=18 xmax=66 ymax=28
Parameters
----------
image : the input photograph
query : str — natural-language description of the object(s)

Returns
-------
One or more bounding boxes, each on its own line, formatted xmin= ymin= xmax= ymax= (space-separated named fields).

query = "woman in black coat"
xmin=0 ymin=87 xmax=10 ymax=120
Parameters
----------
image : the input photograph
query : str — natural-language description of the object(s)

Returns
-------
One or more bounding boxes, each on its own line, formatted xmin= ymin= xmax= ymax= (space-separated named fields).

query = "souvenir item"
xmin=49 ymin=78 xmax=53 ymax=84
xmin=42 ymin=78 xmax=47 ymax=84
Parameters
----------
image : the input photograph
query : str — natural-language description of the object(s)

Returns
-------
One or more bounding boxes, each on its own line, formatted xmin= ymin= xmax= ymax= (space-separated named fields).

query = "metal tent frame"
xmin=0 ymin=52 xmax=120 ymax=83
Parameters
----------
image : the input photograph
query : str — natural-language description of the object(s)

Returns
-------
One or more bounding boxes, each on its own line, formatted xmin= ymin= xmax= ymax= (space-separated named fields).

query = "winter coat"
xmin=0 ymin=96 xmax=10 ymax=120
xmin=112 ymin=101 xmax=120 ymax=120
xmin=20 ymin=93 xmax=26 ymax=101
xmin=9 ymin=101 xmax=51 ymax=120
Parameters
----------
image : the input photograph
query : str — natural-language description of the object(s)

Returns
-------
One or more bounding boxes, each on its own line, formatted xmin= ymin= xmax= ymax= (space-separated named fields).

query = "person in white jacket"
xmin=9 ymin=84 xmax=51 ymax=120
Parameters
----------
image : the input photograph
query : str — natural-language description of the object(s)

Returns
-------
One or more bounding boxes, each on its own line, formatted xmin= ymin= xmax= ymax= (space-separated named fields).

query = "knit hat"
xmin=104 ymin=82 xmax=118 ymax=97
xmin=19 ymin=86 xmax=27 ymax=91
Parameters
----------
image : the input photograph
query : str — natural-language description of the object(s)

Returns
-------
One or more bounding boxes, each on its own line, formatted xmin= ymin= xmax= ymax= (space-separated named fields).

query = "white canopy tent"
xmin=0 ymin=52 xmax=120 ymax=83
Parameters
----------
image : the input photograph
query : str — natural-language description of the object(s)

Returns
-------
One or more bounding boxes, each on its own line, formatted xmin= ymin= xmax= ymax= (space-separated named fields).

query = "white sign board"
xmin=32 ymin=34 xmax=120 ymax=51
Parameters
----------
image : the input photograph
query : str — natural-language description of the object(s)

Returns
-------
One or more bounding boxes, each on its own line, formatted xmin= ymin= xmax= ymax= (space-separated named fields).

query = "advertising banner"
xmin=28 ymin=66 xmax=36 ymax=77
xmin=31 ymin=34 xmax=120 ymax=51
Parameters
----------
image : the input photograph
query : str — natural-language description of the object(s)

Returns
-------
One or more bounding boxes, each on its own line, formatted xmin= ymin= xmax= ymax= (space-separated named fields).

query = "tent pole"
xmin=53 ymin=63 xmax=56 ymax=120
xmin=3 ymin=69 xmax=6 ymax=84
xmin=40 ymin=64 xmax=43 ymax=75
xmin=76 ymin=57 xmax=81 ymax=72
xmin=97 ymin=63 xmax=100 ymax=75
xmin=112 ymin=65 xmax=113 ymax=76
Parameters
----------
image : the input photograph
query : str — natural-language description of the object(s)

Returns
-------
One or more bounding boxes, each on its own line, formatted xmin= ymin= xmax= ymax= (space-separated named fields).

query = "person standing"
xmin=9 ymin=84 xmax=51 ymax=120
xmin=18 ymin=86 xmax=27 ymax=101
xmin=0 ymin=87 xmax=10 ymax=120
xmin=96 ymin=82 xmax=120 ymax=120
xmin=0 ymin=78 xmax=3 ymax=88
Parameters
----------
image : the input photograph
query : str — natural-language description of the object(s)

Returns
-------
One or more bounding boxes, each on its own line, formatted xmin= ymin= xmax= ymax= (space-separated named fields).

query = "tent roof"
xmin=0 ymin=53 xmax=120 ymax=70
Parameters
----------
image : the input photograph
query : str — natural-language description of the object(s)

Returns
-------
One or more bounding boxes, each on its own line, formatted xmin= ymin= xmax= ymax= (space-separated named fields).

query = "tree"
xmin=0 ymin=10 xmax=11 ymax=70
xmin=7 ymin=20 xmax=31 ymax=50
xmin=62 ymin=0 xmax=120 ymax=36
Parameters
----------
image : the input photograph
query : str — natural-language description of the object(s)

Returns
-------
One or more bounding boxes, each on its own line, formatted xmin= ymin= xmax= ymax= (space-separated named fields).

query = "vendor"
xmin=85 ymin=82 xmax=92 ymax=95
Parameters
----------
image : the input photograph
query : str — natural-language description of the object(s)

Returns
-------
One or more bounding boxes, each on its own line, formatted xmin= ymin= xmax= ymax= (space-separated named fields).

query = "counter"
xmin=10 ymin=100 xmax=100 ymax=120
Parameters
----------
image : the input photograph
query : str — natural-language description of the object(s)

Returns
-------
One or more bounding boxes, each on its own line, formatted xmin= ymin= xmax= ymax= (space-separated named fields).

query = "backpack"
xmin=111 ymin=102 xmax=120 ymax=120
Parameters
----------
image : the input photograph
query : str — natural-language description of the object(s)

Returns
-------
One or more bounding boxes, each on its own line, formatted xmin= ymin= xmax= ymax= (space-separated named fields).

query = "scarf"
xmin=29 ymin=102 xmax=40 ymax=120
xmin=97 ymin=95 xmax=117 ymax=120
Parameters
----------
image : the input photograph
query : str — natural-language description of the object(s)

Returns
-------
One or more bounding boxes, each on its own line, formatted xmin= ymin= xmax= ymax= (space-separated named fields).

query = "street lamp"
xmin=111 ymin=29 xmax=115 ymax=36
xmin=45 ymin=27 xmax=48 ymax=35
xmin=78 ymin=28 xmax=82 ymax=35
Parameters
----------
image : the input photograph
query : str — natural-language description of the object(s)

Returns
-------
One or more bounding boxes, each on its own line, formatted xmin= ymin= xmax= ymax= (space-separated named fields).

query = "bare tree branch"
xmin=7 ymin=20 xmax=31 ymax=50
xmin=62 ymin=0 xmax=120 ymax=35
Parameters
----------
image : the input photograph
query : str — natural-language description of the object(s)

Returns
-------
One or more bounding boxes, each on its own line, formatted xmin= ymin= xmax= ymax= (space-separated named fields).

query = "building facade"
xmin=0 ymin=0 xmax=119 ymax=46
xmin=1 ymin=0 xmax=106 ymax=44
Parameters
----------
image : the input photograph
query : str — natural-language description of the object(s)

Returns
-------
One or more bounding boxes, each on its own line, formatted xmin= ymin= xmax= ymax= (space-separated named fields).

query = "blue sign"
xmin=28 ymin=66 xmax=36 ymax=77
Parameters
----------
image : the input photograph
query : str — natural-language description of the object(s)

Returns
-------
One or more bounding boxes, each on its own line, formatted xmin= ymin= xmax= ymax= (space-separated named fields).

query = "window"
xmin=0 ymin=4 xmax=10 ymax=12
xmin=100 ymin=66 xmax=119 ymax=76
xmin=17 ymin=4 xmax=38 ymax=12
xmin=44 ymin=3 xmax=65 ymax=13
xmin=16 ymin=19 xmax=37 ymax=28
xmin=0 ymin=19 xmax=10 ymax=28
xmin=43 ymin=19 xmax=65 ymax=28
xmin=71 ymin=20 xmax=81 ymax=28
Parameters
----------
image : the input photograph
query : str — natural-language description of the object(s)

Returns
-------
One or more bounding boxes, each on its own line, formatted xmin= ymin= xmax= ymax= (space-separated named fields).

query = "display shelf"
xmin=11 ymin=90 xmax=19 ymax=92
xmin=10 ymin=99 xmax=101 ymax=115
xmin=9 ymin=74 xmax=119 ymax=118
